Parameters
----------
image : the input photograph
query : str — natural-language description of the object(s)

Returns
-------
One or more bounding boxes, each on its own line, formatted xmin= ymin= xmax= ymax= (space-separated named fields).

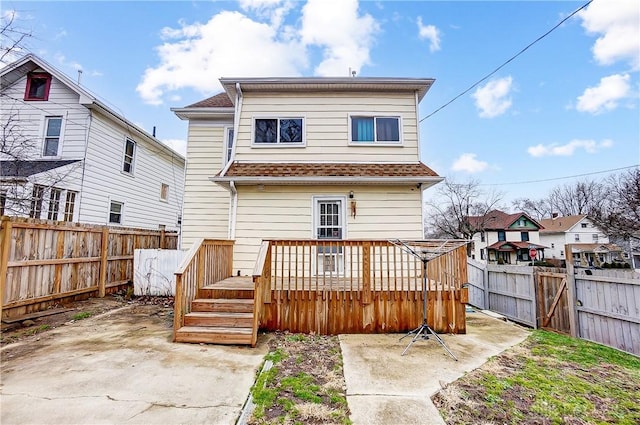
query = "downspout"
xmin=76 ymin=112 xmax=92 ymax=222
xmin=227 ymin=83 xmax=243 ymax=239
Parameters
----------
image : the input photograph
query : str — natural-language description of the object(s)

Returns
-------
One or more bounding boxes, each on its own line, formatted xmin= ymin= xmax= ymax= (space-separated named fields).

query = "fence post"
xmin=564 ymin=244 xmax=579 ymax=337
xmin=160 ymin=229 xmax=166 ymax=249
xmin=362 ymin=242 xmax=371 ymax=304
xmin=98 ymin=227 xmax=109 ymax=298
xmin=0 ymin=217 xmax=13 ymax=315
xmin=483 ymin=263 xmax=490 ymax=310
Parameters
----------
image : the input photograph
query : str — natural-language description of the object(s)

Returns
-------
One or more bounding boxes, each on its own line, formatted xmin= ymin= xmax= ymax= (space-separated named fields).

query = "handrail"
xmin=252 ymin=241 xmax=271 ymax=279
xmin=175 ymin=237 xmax=204 ymax=275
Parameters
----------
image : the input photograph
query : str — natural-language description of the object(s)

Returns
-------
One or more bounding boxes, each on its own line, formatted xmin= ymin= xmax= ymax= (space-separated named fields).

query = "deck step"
xmin=191 ymin=298 xmax=254 ymax=313
xmin=175 ymin=326 xmax=253 ymax=345
xmin=199 ymin=288 xmax=255 ymax=299
xmin=184 ymin=312 xmax=253 ymax=327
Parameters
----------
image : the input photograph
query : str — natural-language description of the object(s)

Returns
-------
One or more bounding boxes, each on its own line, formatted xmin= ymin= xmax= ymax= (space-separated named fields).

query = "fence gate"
xmin=536 ymin=271 xmax=570 ymax=333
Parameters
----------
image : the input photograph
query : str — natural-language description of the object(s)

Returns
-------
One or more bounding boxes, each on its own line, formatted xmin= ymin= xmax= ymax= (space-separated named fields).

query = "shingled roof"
xmin=222 ymin=162 xmax=438 ymax=178
xmin=539 ymin=215 xmax=586 ymax=233
xmin=466 ymin=209 xmax=543 ymax=230
xmin=186 ymin=93 xmax=233 ymax=108
xmin=1 ymin=160 xmax=81 ymax=178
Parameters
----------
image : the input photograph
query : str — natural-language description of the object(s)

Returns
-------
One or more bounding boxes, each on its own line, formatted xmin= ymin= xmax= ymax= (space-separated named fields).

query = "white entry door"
xmin=314 ymin=198 xmax=345 ymax=274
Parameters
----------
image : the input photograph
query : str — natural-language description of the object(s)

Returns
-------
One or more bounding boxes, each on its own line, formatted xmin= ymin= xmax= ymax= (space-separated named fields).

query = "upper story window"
xmin=497 ymin=230 xmax=506 ymax=241
xmin=109 ymin=200 xmax=123 ymax=224
xmin=122 ymin=138 xmax=136 ymax=174
xmin=253 ymin=118 xmax=304 ymax=145
xmin=25 ymin=73 xmax=52 ymax=101
xmin=575 ymin=233 xmax=580 ymax=241
xmin=480 ymin=232 xmax=485 ymax=242
xmin=581 ymin=223 xmax=588 ymax=228
xmin=592 ymin=233 xmax=599 ymax=242
xmin=350 ymin=115 xmax=400 ymax=144
xmin=224 ymin=126 xmax=234 ymax=164
xmin=521 ymin=232 xmax=529 ymax=242
xmin=43 ymin=117 xmax=63 ymax=156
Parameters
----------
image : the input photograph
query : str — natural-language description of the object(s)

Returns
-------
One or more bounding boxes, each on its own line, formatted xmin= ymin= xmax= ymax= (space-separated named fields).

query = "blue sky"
xmin=3 ymin=0 xmax=639 ymax=204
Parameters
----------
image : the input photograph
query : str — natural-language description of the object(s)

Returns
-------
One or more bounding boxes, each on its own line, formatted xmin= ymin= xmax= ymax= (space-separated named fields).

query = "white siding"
xmin=180 ymin=124 xmax=231 ymax=248
xmin=234 ymin=92 xmax=419 ymax=162
xmin=0 ymin=75 xmax=89 ymax=160
xmin=79 ymin=109 xmax=184 ymax=231
xmin=232 ymin=184 xmax=423 ymax=274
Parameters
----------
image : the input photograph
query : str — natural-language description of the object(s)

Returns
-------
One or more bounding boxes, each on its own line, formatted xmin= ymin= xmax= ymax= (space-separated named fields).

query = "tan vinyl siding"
xmin=232 ymin=184 xmax=423 ymax=274
xmin=234 ymin=92 xmax=419 ymax=162
xmin=180 ymin=124 xmax=231 ymax=249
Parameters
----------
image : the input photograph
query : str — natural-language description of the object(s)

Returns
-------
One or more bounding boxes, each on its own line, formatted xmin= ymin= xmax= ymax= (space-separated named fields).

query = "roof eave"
xmin=171 ymin=107 xmax=236 ymax=120
xmin=209 ymin=175 xmax=444 ymax=187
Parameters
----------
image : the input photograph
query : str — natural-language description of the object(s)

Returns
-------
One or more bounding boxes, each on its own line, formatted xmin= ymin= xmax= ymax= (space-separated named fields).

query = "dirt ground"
xmin=1 ymin=293 xmax=173 ymax=347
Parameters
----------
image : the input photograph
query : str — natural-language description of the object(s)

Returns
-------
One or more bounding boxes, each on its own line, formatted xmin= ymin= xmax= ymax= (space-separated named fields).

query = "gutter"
xmin=210 ymin=175 xmax=444 ymax=186
xmin=226 ymin=83 xmax=243 ymax=239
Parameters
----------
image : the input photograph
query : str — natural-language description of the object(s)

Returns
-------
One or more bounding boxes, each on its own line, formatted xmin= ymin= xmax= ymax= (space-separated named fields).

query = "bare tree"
xmin=511 ymin=197 xmax=553 ymax=221
xmin=424 ymin=178 xmax=504 ymax=239
xmin=589 ymin=168 xmax=640 ymax=242
xmin=1 ymin=10 xmax=31 ymax=64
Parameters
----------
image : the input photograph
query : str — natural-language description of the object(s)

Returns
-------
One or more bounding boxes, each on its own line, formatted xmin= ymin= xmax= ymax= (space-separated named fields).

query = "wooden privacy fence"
xmin=467 ymin=245 xmax=640 ymax=356
xmin=173 ymin=238 xmax=234 ymax=340
xmin=0 ymin=216 xmax=178 ymax=320
xmin=253 ymin=239 xmax=469 ymax=335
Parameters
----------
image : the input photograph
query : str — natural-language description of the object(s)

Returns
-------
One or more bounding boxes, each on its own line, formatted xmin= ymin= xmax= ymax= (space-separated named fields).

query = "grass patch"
xmin=249 ymin=333 xmax=351 ymax=425
xmin=71 ymin=312 xmax=92 ymax=321
xmin=434 ymin=330 xmax=640 ymax=424
xmin=24 ymin=325 xmax=51 ymax=336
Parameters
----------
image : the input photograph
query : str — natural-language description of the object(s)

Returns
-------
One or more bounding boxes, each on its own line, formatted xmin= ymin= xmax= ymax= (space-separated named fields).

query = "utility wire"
xmin=480 ymin=164 xmax=638 ymax=187
xmin=420 ymin=0 xmax=593 ymax=122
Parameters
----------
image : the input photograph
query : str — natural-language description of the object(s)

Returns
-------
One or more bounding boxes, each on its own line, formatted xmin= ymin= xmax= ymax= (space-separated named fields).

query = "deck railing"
xmin=252 ymin=239 xmax=469 ymax=334
xmin=173 ymin=238 xmax=234 ymax=340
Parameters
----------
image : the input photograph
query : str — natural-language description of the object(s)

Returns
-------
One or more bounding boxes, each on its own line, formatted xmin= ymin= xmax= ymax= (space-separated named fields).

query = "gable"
xmin=507 ymin=215 xmax=540 ymax=230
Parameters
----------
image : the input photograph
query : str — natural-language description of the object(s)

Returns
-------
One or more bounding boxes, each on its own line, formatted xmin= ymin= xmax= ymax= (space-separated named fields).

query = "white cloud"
xmin=451 ymin=153 xmax=488 ymax=173
xmin=576 ymin=73 xmax=631 ymax=114
xmin=138 ymin=0 xmax=379 ymax=105
xmin=527 ymin=139 xmax=614 ymax=157
xmin=578 ymin=0 xmax=640 ymax=70
xmin=300 ymin=0 xmax=379 ymax=76
xmin=417 ymin=17 xmax=441 ymax=52
xmin=471 ymin=76 xmax=513 ymax=118
xmin=160 ymin=139 xmax=187 ymax=157
xmin=137 ymin=11 xmax=306 ymax=105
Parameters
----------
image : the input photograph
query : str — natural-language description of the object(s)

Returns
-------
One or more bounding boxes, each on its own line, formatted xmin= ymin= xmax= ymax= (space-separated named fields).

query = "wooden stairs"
xmin=175 ymin=277 xmax=257 ymax=346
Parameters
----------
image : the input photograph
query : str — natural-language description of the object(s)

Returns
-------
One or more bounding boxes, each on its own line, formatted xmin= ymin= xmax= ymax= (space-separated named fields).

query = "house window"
xmin=551 ymin=243 xmax=555 ymax=249
xmin=24 ymin=73 xmax=52 ymax=101
xmin=0 ymin=191 xmax=6 ymax=215
xmin=225 ymin=127 xmax=234 ymax=163
xmin=480 ymin=249 xmax=485 ymax=260
xmin=521 ymin=232 xmax=529 ymax=242
xmin=160 ymin=183 xmax=169 ymax=201
xmin=109 ymin=201 xmax=123 ymax=224
xmin=575 ymin=234 xmax=580 ymax=242
xmin=350 ymin=116 xmax=400 ymax=143
xmin=254 ymin=118 xmax=303 ymax=145
xmin=43 ymin=117 xmax=63 ymax=156
xmin=560 ymin=250 xmax=564 ymax=257
xmin=122 ymin=138 xmax=136 ymax=174
xmin=47 ymin=187 xmax=62 ymax=220
xmin=63 ymin=191 xmax=77 ymax=221
xmin=592 ymin=234 xmax=598 ymax=242
xmin=498 ymin=230 xmax=506 ymax=241
xmin=581 ymin=223 xmax=588 ymax=228
xmin=480 ymin=232 xmax=485 ymax=242
xmin=29 ymin=185 xmax=45 ymax=218
xmin=518 ymin=219 xmax=526 ymax=227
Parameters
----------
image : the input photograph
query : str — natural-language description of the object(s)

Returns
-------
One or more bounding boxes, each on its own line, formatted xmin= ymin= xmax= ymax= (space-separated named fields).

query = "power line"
xmin=420 ymin=0 xmax=593 ymax=122
xmin=480 ymin=164 xmax=638 ymax=186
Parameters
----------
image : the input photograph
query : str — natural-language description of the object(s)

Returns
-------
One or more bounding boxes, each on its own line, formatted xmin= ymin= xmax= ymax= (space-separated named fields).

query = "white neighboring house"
xmin=539 ymin=214 xmax=623 ymax=267
xmin=0 ymin=54 xmax=184 ymax=231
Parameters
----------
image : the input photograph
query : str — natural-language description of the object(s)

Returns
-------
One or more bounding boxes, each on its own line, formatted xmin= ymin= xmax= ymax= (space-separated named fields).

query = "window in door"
xmin=316 ymin=200 xmax=343 ymax=239
xmin=63 ymin=191 xmax=77 ymax=221
xmin=29 ymin=185 xmax=45 ymax=218
xmin=313 ymin=198 xmax=345 ymax=275
xmin=47 ymin=187 xmax=62 ymax=220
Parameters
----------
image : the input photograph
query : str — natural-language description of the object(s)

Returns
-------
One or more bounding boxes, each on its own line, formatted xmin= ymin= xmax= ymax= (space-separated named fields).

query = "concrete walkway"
xmin=340 ymin=310 xmax=530 ymax=425
xmin=1 ymin=305 xmax=268 ymax=425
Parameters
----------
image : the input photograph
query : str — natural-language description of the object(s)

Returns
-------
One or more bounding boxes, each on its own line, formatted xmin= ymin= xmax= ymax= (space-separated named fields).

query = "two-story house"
xmin=539 ymin=214 xmax=623 ymax=267
xmin=173 ymin=77 xmax=444 ymax=274
xmin=0 ymin=54 xmax=184 ymax=231
xmin=467 ymin=209 xmax=546 ymax=264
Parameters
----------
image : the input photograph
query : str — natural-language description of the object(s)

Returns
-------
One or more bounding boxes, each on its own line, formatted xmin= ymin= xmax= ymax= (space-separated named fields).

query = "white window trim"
xmin=41 ymin=116 xmax=65 ymax=157
xmin=108 ymin=199 xmax=124 ymax=225
xmin=121 ymin=138 xmax=136 ymax=176
xmin=347 ymin=113 xmax=403 ymax=146
xmin=250 ymin=115 xmax=306 ymax=148
xmin=311 ymin=196 xmax=348 ymax=240
xmin=223 ymin=125 xmax=234 ymax=166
